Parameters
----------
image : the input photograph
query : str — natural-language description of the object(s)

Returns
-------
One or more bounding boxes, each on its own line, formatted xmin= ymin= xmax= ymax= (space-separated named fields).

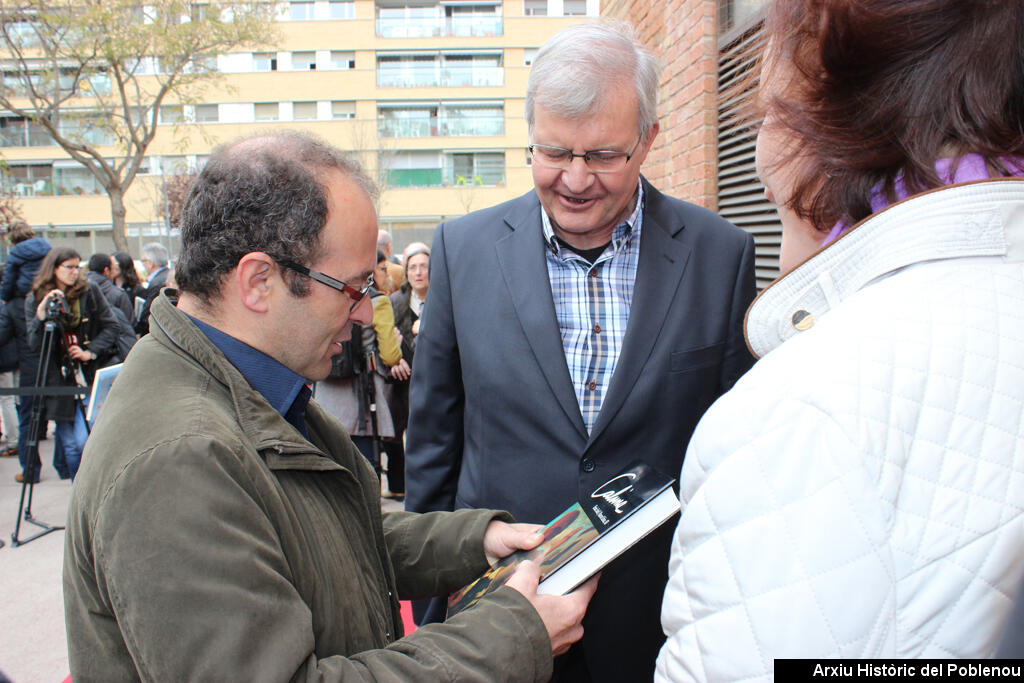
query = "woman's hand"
xmin=390 ymin=358 xmax=411 ymax=381
xmin=36 ymin=289 xmax=64 ymax=321
xmin=67 ymin=345 xmax=95 ymax=363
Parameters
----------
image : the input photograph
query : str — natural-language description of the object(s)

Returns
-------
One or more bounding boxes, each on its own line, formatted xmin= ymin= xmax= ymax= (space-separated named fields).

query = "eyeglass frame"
xmin=277 ymin=259 xmax=374 ymax=312
xmin=527 ymin=136 xmax=643 ymax=174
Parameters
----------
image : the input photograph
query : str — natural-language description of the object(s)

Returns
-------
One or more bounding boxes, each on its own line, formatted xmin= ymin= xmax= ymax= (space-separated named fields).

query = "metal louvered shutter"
xmin=717 ymin=22 xmax=781 ymax=289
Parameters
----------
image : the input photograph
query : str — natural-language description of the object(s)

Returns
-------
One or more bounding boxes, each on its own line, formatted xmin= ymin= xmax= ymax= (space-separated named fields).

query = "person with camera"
xmin=25 ymin=247 xmax=118 ymax=481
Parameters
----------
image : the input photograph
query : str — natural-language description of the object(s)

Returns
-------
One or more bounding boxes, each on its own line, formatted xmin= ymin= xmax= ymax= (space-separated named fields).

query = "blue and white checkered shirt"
xmin=542 ymin=180 xmax=644 ymax=434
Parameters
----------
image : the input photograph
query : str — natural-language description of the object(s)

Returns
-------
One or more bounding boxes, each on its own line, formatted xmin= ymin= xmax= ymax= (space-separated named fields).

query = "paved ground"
xmin=0 ymin=434 xmax=404 ymax=683
xmin=0 ymin=436 xmax=70 ymax=683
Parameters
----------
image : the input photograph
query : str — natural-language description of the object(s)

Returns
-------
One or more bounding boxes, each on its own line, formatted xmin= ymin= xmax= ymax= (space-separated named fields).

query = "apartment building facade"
xmin=0 ymin=0 xmax=598 ymax=257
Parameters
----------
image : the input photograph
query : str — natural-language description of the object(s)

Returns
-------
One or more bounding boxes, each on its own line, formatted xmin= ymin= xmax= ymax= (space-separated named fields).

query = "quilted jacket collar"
xmin=746 ymin=178 xmax=1024 ymax=358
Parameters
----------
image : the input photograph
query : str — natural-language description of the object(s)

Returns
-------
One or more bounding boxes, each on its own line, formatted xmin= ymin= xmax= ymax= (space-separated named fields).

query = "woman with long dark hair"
xmin=658 ymin=0 xmax=1024 ymax=674
xmin=25 ymin=247 xmax=118 ymax=481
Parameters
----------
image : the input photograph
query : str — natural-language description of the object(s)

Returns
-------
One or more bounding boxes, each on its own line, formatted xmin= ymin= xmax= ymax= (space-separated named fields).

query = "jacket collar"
xmin=148 ymin=292 xmax=333 ymax=461
xmin=746 ymin=178 xmax=1024 ymax=358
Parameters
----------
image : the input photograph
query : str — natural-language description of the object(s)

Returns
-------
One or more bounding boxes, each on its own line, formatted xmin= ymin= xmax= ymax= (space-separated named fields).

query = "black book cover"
xmin=447 ymin=460 xmax=677 ymax=616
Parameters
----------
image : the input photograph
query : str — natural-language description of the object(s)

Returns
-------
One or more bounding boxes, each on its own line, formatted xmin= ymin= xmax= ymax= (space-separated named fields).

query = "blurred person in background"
xmin=26 ymin=247 xmax=118 ymax=481
xmin=382 ymin=242 xmax=430 ymax=499
xmin=0 ymin=266 xmax=18 ymax=458
xmin=112 ymin=251 xmax=145 ymax=302
xmin=0 ymin=221 xmax=50 ymax=481
xmin=135 ymin=242 xmax=170 ymax=335
xmin=0 ymin=220 xmax=50 ymax=304
xmin=87 ymin=252 xmax=134 ymax=322
xmin=376 ymin=229 xmax=404 ymax=294
xmin=316 ymin=249 xmax=403 ymax=470
xmin=657 ymin=1 xmax=1024 ymax=678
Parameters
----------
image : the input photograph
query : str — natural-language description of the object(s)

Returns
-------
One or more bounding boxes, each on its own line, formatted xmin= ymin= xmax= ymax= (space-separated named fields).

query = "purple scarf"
xmin=821 ymin=154 xmax=1024 ymax=247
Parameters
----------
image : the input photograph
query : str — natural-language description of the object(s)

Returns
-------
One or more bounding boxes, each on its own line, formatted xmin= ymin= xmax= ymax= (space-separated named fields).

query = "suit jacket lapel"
xmin=495 ymin=195 xmax=588 ymax=441
xmin=588 ymin=185 xmax=691 ymax=446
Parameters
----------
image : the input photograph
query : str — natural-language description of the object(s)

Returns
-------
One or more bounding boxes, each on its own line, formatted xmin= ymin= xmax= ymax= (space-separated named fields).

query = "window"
xmin=254 ymin=52 xmax=278 ymax=72
xmin=52 ymin=162 xmax=99 ymax=195
xmin=292 ymin=51 xmax=316 ymax=71
xmin=160 ymin=105 xmax=184 ymax=124
xmin=3 ymin=163 xmax=53 ymax=196
xmin=524 ymin=0 xmax=546 ymax=16
xmin=441 ymin=103 xmax=504 ymax=136
xmin=162 ymin=156 xmax=190 ymax=174
xmin=523 ymin=48 xmax=537 ymax=66
xmin=718 ymin=0 xmax=769 ymax=34
xmin=254 ymin=102 xmax=279 ymax=121
xmin=386 ymin=150 xmax=443 ymax=187
xmin=331 ymin=100 xmax=356 ymax=119
xmin=195 ymin=104 xmax=219 ymax=122
xmin=562 ymin=0 xmax=586 ymax=15
xmin=293 ymin=101 xmax=318 ymax=120
xmin=290 ymin=1 xmax=314 ymax=20
xmin=446 ymin=151 xmax=505 ymax=186
xmin=330 ymin=0 xmax=355 ymax=19
xmin=379 ymin=105 xmax=437 ymax=138
xmin=331 ymin=50 xmax=355 ymax=70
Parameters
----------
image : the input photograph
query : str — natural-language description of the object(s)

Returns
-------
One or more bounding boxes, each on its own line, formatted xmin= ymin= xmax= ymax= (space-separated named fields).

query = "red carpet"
xmin=400 ymin=600 xmax=417 ymax=634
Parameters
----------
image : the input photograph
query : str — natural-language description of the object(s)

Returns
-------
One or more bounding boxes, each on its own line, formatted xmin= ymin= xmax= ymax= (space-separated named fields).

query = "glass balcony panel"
xmin=440 ymin=66 xmax=502 ymax=87
xmin=386 ymin=167 xmax=443 ymax=187
xmin=0 ymin=120 xmax=28 ymax=147
xmin=377 ymin=65 xmax=440 ymax=88
xmin=27 ymin=122 xmax=52 ymax=146
xmin=378 ymin=116 xmax=437 ymax=138
xmin=55 ymin=167 xmax=102 ymax=196
xmin=440 ymin=115 xmax=504 ymax=137
xmin=447 ymin=16 xmax=502 ymax=37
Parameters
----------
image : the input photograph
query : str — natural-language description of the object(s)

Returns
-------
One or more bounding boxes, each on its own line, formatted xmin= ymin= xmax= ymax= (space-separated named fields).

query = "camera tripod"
xmin=11 ymin=318 xmax=88 ymax=547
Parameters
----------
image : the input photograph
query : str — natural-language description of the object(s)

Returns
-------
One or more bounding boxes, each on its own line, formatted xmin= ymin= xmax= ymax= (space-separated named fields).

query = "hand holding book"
xmin=506 ymin=560 xmax=600 ymax=657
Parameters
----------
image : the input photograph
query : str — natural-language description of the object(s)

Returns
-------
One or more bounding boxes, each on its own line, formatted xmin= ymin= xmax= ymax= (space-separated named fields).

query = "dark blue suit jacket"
xmin=406 ymin=178 xmax=757 ymax=680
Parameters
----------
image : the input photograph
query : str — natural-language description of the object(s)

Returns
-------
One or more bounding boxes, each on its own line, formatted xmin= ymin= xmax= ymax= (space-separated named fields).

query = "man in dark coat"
xmin=405 ymin=21 xmax=757 ymax=681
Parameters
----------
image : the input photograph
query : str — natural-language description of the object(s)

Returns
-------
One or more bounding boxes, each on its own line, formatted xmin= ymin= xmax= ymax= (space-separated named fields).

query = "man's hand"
xmin=482 ymin=520 xmax=543 ymax=566
xmin=507 ymin=561 xmax=599 ymax=656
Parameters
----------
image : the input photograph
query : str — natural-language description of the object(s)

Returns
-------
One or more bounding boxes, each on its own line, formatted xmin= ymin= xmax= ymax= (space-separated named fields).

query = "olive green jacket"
xmin=64 ymin=293 xmax=551 ymax=682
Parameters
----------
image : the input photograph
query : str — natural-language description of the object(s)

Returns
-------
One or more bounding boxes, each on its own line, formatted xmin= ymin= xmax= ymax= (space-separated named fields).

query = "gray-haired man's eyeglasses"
xmin=278 ymin=259 xmax=374 ymax=311
xmin=527 ymin=136 xmax=643 ymax=174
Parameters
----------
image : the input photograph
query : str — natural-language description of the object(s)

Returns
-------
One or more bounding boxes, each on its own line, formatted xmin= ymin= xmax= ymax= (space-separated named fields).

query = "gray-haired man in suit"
xmin=406 ymin=20 xmax=757 ymax=681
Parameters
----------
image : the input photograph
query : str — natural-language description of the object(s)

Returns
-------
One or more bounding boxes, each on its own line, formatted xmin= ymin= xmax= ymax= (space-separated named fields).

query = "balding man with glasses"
xmin=406 ymin=20 xmax=757 ymax=682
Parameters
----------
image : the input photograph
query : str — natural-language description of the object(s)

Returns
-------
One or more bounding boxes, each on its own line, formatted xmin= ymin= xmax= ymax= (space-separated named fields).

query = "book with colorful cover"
xmin=447 ymin=461 xmax=680 ymax=616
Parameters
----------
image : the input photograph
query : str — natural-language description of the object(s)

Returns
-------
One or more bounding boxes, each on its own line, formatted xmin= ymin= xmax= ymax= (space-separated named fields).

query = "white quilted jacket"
xmin=656 ymin=180 xmax=1024 ymax=681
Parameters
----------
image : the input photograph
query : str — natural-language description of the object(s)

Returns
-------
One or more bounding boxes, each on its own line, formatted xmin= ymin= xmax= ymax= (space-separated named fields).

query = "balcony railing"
xmin=384 ymin=165 xmax=505 ymax=187
xmin=376 ymin=16 xmax=503 ymax=38
xmin=376 ymin=65 xmax=503 ymax=88
xmin=378 ymin=116 xmax=505 ymax=138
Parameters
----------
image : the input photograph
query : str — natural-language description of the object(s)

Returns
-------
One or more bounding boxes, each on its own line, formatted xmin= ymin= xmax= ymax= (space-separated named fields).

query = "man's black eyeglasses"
xmin=527 ymin=136 xmax=643 ymax=174
xmin=278 ymin=259 xmax=374 ymax=311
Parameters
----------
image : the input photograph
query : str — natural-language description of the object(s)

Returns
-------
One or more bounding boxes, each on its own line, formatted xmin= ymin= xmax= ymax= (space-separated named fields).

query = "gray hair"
xmin=142 ymin=242 xmax=170 ymax=269
xmin=377 ymin=229 xmax=392 ymax=250
xmin=176 ymin=129 xmax=377 ymax=303
xmin=525 ymin=20 xmax=661 ymax=138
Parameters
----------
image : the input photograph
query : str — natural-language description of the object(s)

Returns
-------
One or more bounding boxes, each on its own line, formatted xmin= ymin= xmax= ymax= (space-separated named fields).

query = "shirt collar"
xmin=185 ymin=313 xmax=309 ymax=420
xmin=542 ymin=178 xmax=645 ymax=256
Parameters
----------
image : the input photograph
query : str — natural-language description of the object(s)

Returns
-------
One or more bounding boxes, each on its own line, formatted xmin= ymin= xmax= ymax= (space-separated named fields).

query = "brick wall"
xmin=602 ymin=0 xmax=720 ymax=210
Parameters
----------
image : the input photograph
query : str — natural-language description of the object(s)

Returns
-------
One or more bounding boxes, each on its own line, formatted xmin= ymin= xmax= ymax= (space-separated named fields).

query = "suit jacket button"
xmin=582 ymin=459 xmax=595 ymax=472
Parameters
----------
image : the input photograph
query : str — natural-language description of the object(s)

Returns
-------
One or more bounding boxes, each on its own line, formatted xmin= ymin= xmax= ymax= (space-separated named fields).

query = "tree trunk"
xmin=108 ymin=185 xmax=129 ymax=253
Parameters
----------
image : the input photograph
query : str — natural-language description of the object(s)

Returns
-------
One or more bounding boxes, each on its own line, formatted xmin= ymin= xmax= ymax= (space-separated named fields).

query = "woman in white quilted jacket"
xmin=656 ymin=1 xmax=1024 ymax=679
